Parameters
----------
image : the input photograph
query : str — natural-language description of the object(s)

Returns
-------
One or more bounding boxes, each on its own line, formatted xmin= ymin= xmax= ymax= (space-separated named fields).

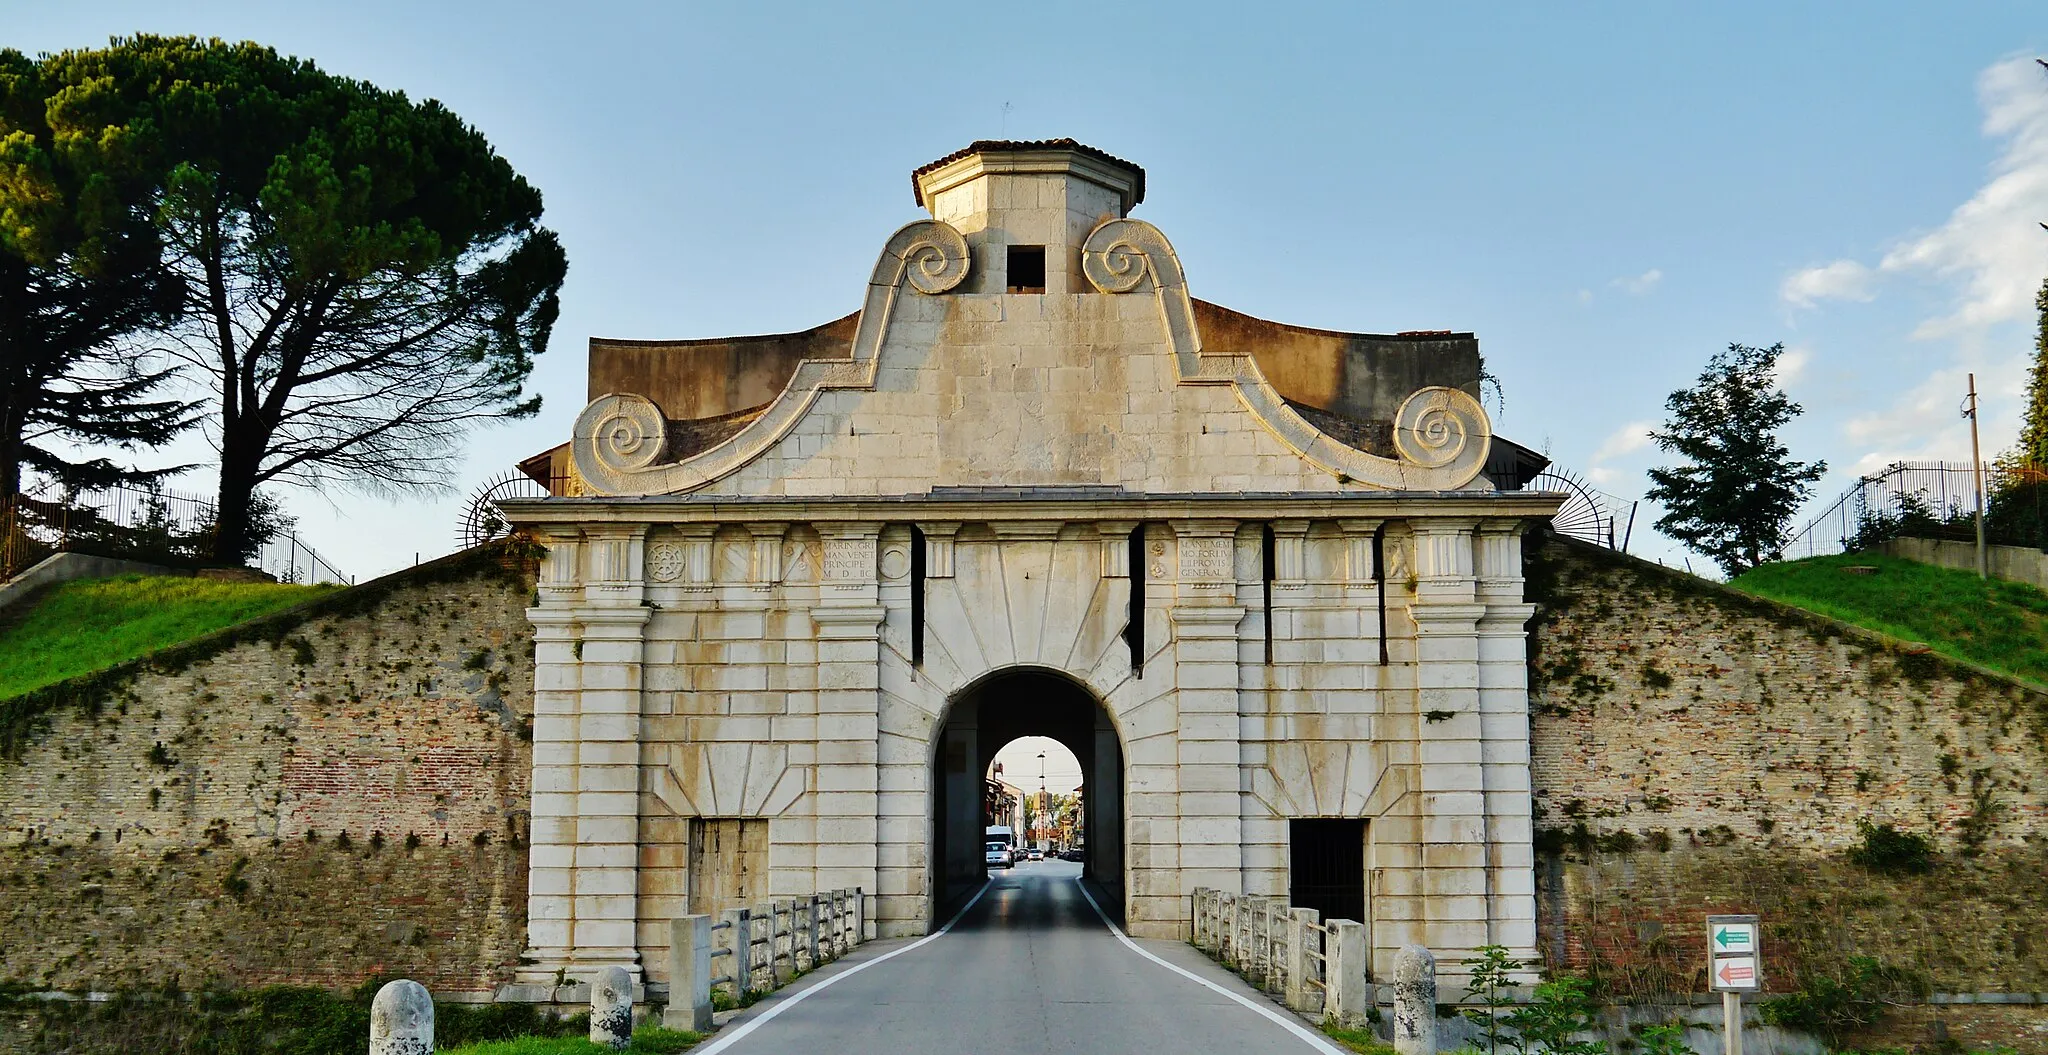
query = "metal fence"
xmin=1781 ymin=461 xmax=2041 ymax=561
xmin=1 ymin=484 xmax=351 ymax=585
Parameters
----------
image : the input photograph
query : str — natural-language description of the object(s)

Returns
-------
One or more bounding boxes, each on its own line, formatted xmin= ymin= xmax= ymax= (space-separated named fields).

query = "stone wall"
xmin=1526 ymin=533 xmax=2048 ymax=1000
xmin=0 ymin=545 xmax=536 ymax=994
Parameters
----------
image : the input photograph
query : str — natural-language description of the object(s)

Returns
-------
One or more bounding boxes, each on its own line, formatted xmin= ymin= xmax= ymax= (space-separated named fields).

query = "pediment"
xmin=569 ymin=218 xmax=1493 ymax=498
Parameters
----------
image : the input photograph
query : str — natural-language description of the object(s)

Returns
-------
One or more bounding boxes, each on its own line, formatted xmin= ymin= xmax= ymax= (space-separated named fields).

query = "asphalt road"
xmin=698 ymin=860 xmax=1345 ymax=1055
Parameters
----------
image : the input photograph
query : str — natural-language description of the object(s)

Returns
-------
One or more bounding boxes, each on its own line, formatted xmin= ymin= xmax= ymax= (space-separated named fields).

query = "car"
xmin=984 ymin=843 xmax=1013 ymax=868
xmin=1028 ymin=848 xmax=1044 ymax=861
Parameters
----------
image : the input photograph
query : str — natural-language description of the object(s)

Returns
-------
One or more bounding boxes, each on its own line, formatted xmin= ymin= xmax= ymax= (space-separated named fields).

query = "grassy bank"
xmin=0 ymin=982 xmax=700 ymax=1054
xmin=0 ymin=575 xmax=330 ymax=701
xmin=1729 ymin=552 xmax=2048 ymax=686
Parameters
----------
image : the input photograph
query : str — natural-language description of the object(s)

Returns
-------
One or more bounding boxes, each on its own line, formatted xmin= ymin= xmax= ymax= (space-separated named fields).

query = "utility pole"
xmin=1967 ymin=373 xmax=1988 ymax=579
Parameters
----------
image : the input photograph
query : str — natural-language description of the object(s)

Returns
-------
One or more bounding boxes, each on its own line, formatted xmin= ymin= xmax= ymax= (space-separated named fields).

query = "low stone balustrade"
xmin=666 ymin=886 xmax=866 ymax=1031
xmin=1190 ymin=887 xmax=1372 ymax=1028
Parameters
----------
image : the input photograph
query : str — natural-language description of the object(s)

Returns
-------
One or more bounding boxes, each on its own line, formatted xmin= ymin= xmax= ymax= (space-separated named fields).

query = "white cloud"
xmin=1781 ymin=57 xmax=2048 ymax=330
xmin=1576 ymin=288 xmax=1594 ymax=304
xmin=1774 ymin=345 xmax=1812 ymax=387
xmin=1841 ymin=353 xmax=2025 ymax=468
xmin=1590 ymin=420 xmax=1658 ymax=463
xmin=1780 ymin=259 xmax=1875 ymax=308
xmin=1612 ymin=268 xmax=1663 ymax=296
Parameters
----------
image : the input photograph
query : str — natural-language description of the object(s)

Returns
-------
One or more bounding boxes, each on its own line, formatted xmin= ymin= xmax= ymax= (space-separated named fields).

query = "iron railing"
xmin=1782 ymin=461 xmax=2044 ymax=560
xmin=1 ymin=483 xmax=351 ymax=585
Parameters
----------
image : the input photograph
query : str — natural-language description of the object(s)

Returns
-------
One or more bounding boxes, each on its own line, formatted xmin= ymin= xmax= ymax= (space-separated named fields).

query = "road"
xmin=696 ymin=860 xmax=1347 ymax=1055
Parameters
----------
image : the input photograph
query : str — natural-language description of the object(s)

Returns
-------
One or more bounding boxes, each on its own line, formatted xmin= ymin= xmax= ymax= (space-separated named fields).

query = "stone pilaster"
xmin=814 ymin=523 xmax=886 ymax=934
xmin=1161 ymin=519 xmax=1243 ymax=938
xmin=1474 ymin=520 xmax=1539 ymax=970
xmin=1394 ymin=518 xmax=1491 ymax=980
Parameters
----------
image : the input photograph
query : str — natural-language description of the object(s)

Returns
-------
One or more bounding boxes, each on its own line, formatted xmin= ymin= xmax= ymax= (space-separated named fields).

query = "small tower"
xmin=912 ymin=139 xmax=1145 ymax=295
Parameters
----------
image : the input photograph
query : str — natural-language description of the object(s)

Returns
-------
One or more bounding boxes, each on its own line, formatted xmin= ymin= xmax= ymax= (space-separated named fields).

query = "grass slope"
xmin=1730 ymin=552 xmax=2048 ymax=686
xmin=0 ymin=575 xmax=332 ymax=701
xmin=441 ymin=1026 xmax=701 ymax=1054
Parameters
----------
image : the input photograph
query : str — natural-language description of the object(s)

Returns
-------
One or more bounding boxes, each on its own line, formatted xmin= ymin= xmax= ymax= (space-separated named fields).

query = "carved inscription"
xmin=1178 ymin=536 xmax=1233 ymax=581
xmin=823 ymin=538 xmax=875 ymax=582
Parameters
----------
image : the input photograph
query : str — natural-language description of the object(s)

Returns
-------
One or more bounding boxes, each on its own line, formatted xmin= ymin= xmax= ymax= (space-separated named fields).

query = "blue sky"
xmin=12 ymin=2 xmax=2048 ymax=577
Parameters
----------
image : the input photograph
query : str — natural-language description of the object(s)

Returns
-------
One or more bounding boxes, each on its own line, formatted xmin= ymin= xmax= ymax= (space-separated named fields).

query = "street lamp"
xmin=1037 ymin=751 xmax=1047 ymax=851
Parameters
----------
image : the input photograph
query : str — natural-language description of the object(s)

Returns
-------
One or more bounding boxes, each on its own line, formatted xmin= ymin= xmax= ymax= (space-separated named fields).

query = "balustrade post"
xmin=664 ymin=915 xmax=713 ymax=1033
xmin=1326 ymin=919 xmax=1370 ymax=1030
xmin=805 ymin=894 xmax=822 ymax=968
xmin=1285 ymin=908 xmax=1320 ymax=1011
xmin=770 ymin=901 xmax=792 ymax=986
xmin=719 ymin=908 xmax=749 ymax=997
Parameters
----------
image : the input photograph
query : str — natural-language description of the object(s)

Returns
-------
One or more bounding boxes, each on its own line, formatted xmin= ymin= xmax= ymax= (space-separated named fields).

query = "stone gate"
xmin=503 ymin=139 xmax=1562 ymax=989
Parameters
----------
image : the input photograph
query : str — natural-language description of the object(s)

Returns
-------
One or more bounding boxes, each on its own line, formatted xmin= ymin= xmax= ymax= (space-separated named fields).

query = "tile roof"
xmin=911 ymin=139 xmax=1145 ymax=206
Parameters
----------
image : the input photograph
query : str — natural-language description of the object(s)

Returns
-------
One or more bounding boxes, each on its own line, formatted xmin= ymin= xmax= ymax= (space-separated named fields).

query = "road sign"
xmin=1707 ymin=913 xmax=1762 ymax=993
xmin=1713 ymin=956 xmax=1760 ymax=990
xmin=1712 ymin=922 xmax=1757 ymax=955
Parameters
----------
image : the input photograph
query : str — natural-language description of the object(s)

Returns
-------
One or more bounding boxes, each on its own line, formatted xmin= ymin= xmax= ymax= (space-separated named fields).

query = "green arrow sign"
xmin=1715 ymin=927 xmax=1751 ymax=948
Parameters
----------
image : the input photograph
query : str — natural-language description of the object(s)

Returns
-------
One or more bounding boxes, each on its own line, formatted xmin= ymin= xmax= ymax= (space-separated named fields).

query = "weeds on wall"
xmin=1848 ymin=822 xmax=1936 ymax=875
xmin=1757 ymin=955 xmax=1927 ymax=1048
xmin=1460 ymin=945 xmax=1524 ymax=1054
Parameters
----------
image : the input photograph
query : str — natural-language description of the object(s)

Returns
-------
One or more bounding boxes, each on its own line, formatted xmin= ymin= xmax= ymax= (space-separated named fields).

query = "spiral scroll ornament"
xmin=1082 ymin=219 xmax=1154 ymax=293
xmin=1393 ymin=386 xmax=1490 ymax=471
xmin=577 ymin=393 xmax=668 ymax=474
xmin=899 ymin=222 xmax=971 ymax=295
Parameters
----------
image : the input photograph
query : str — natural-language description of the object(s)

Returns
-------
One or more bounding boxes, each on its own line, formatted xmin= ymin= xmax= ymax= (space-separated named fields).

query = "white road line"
xmin=692 ymin=877 xmax=996 ymax=1055
xmin=1072 ymin=878 xmax=1353 ymax=1055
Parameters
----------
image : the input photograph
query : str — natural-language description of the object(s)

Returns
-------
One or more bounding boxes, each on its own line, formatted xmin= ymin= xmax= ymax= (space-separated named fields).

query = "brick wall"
xmin=1526 ymin=533 xmax=2048 ymax=998
xmin=0 ymin=546 xmax=536 ymax=994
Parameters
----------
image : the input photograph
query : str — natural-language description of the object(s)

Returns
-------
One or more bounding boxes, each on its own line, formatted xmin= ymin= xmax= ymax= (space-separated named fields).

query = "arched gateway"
xmin=501 ymin=140 xmax=1563 ymax=992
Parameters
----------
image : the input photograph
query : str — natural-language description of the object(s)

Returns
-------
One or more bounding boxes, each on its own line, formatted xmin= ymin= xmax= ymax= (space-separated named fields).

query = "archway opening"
xmin=930 ymin=669 xmax=1124 ymax=926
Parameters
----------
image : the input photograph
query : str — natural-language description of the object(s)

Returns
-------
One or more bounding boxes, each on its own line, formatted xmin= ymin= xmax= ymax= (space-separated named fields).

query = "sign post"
xmin=1707 ymin=915 xmax=1761 ymax=1055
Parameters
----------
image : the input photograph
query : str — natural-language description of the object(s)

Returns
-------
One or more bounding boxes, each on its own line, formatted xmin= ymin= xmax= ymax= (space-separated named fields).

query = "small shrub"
xmin=1759 ymin=955 xmax=1925 ymax=1046
xmin=1848 ymin=821 xmax=1935 ymax=874
xmin=1503 ymin=974 xmax=1605 ymax=1055
xmin=1635 ymin=1022 xmax=1694 ymax=1055
xmin=1461 ymin=944 xmax=1523 ymax=1054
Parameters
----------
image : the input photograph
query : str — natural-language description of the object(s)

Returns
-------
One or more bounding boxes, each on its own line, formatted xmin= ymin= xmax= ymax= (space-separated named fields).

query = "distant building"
xmin=506 ymin=139 xmax=1559 ymax=988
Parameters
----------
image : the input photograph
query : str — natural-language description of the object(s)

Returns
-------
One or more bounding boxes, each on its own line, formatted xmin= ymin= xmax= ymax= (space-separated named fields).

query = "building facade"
xmin=504 ymin=140 xmax=1561 ymax=989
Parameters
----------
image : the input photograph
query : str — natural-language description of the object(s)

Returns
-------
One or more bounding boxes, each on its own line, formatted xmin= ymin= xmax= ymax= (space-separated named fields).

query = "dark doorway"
xmin=1289 ymin=819 xmax=1366 ymax=926
xmin=930 ymin=668 xmax=1124 ymax=928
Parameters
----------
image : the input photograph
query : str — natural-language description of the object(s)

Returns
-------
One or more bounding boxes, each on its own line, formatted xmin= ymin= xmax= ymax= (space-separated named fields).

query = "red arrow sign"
xmin=1717 ymin=961 xmax=1755 ymax=985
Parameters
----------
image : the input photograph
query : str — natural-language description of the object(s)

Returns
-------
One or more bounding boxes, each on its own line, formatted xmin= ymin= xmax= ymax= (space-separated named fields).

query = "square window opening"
xmin=1006 ymin=245 xmax=1046 ymax=293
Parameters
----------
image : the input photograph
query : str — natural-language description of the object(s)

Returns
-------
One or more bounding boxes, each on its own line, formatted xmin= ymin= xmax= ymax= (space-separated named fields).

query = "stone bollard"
xmin=664 ymin=915 xmax=714 ymax=1034
xmin=1392 ymin=944 xmax=1438 ymax=1055
xmin=588 ymin=965 xmax=634 ymax=1051
xmin=369 ymin=979 xmax=434 ymax=1055
xmin=1284 ymin=907 xmax=1320 ymax=1011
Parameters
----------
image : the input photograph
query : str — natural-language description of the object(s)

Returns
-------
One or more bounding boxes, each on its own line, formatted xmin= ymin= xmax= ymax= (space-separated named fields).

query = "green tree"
xmin=0 ymin=47 xmax=196 ymax=501
xmin=1645 ymin=343 xmax=1826 ymax=576
xmin=34 ymin=37 xmax=566 ymax=561
xmin=2016 ymin=278 xmax=2048 ymax=470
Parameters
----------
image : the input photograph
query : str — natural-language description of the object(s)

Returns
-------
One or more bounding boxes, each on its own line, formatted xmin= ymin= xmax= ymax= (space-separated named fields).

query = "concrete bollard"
xmin=1392 ymin=944 xmax=1438 ymax=1055
xmin=369 ymin=979 xmax=434 ymax=1055
xmin=1326 ymin=919 xmax=1370 ymax=1029
xmin=770 ymin=900 xmax=793 ymax=986
xmin=588 ymin=965 xmax=634 ymax=1051
xmin=664 ymin=915 xmax=713 ymax=1034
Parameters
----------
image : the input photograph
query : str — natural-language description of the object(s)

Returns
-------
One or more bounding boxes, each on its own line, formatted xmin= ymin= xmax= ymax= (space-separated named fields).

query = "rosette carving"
xmin=1393 ymin=386 xmax=1491 ymax=477
xmin=575 ymin=393 xmax=667 ymax=477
